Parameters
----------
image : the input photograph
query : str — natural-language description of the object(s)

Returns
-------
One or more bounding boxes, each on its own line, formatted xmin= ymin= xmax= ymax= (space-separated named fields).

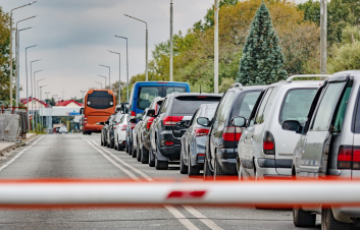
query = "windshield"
xmin=280 ymin=88 xmax=317 ymax=124
xmin=137 ymin=86 xmax=186 ymax=110
xmin=87 ymin=91 xmax=114 ymax=110
xmin=172 ymin=97 xmax=220 ymax=115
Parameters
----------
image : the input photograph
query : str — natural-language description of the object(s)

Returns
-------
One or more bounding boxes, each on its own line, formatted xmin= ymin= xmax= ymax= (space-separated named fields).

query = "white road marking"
xmin=0 ymin=136 xmax=44 ymax=172
xmin=183 ymin=205 xmax=223 ymax=230
xmin=83 ymin=135 xmax=222 ymax=230
xmin=164 ymin=205 xmax=200 ymax=230
xmin=80 ymin=135 xmax=140 ymax=181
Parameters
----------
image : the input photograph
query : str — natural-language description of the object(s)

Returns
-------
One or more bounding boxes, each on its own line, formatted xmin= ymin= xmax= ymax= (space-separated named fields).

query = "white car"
xmin=114 ymin=113 xmax=128 ymax=151
xmin=59 ymin=126 xmax=68 ymax=134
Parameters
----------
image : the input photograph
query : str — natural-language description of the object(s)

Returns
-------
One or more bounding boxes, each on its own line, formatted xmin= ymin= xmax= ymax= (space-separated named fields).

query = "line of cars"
xmin=98 ymin=71 xmax=360 ymax=230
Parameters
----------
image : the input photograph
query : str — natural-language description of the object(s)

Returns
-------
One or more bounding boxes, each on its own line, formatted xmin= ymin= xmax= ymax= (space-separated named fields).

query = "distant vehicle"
xmin=179 ymin=103 xmax=218 ymax=176
xmin=81 ymin=89 xmax=116 ymax=135
xmin=149 ymin=93 xmax=221 ymax=170
xmin=237 ymin=76 xmax=323 ymax=180
xmin=131 ymin=109 xmax=146 ymax=159
xmin=100 ymin=114 xmax=115 ymax=147
xmin=200 ymin=84 xmax=264 ymax=178
xmin=114 ymin=114 xmax=128 ymax=151
xmin=59 ymin=126 xmax=68 ymax=134
xmin=126 ymin=81 xmax=190 ymax=156
xmin=283 ymin=71 xmax=360 ymax=229
xmin=115 ymin=103 xmax=129 ymax=114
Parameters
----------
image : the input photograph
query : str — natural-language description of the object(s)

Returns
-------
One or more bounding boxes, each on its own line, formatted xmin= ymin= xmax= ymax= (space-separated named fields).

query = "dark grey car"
xmin=179 ymin=103 xmax=218 ymax=176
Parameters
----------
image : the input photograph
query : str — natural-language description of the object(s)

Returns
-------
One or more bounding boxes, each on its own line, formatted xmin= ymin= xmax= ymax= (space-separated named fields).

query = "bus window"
xmin=87 ymin=91 xmax=114 ymax=110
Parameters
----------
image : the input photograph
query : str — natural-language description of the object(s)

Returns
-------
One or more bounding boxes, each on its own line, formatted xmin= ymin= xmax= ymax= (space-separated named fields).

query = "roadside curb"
xmin=0 ymin=134 xmax=39 ymax=157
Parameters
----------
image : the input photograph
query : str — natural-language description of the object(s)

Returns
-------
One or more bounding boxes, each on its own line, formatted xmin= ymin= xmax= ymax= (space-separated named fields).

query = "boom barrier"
xmin=0 ymin=179 xmax=359 ymax=208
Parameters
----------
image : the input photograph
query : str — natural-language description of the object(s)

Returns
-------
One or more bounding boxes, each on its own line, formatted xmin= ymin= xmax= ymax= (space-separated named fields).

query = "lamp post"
xmin=45 ymin=92 xmax=50 ymax=100
xmin=170 ymin=0 xmax=173 ymax=82
xmin=114 ymin=35 xmax=129 ymax=102
xmin=25 ymin=45 xmax=36 ymax=130
xmin=30 ymin=60 xmax=41 ymax=114
xmin=98 ymin=75 xmax=107 ymax=88
xmin=35 ymin=77 xmax=44 ymax=131
xmin=80 ymin=90 xmax=86 ymax=104
xmin=39 ymin=84 xmax=47 ymax=131
xmin=95 ymin=82 xmax=102 ymax=89
xmin=320 ymin=0 xmax=327 ymax=74
xmin=15 ymin=15 xmax=36 ymax=105
xmin=214 ymin=0 xmax=219 ymax=94
xmin=9 ymin=1 xmax=37 ymax=107
xmin=124 ymin=14 xmax=148 ymax=82
xmin=99 ymin=65 xmax=110 ymax=89
xmin=108 ymin=50 xmax=121 ymax=104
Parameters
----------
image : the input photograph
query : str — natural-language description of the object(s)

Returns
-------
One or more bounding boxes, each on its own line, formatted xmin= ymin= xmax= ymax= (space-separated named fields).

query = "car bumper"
xmin=216 ymin=148 xmax=237 ymax=175
xmin=332 ymin=207 xmax=360 ymax=224
xmin=84 ymin=124 xmax=102 ymax=132
xmin=256 ymin=159 xmax=292 ymax=179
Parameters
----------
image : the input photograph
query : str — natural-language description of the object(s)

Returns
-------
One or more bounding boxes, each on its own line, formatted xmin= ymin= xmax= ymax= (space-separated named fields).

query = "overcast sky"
xmin=1 ymin=0 xmax=305 ymax=101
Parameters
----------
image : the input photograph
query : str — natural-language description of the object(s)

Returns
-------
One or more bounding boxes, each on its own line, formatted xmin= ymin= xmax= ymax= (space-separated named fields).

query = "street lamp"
xmin=97 ymin=75 xmax=107 ymax=88
xmin=45 ymin=92 xmax=50 ymax=100
xmin=39 ymin=84 xmax=47 ymax=130
xmin=32 ymin=68 xmax=42 ymax=129
xmin=34 ymin=78 xmax=44 ymax=131
xmin=170 ymin=0 xmax=173 ymax=82
xmin=25 ymin=45 xmax=36 ymax=130
xmin=95 ymin=81 xmax=102 ymax=89
xmin=16 ymin=15 xmax=36 ymax=105
xmin=80 ymin=90 xmax=86 ymax=104
xmin=9 ymin=1 xmax=37 ymax=107
xmin=124 ymin=14 xmax=148 ymax=82
xmin=108 ymin=50 xmax=121 ymax=103
xmin=214 ymin=0 xmax=219 ymax=94
xmin=99 ymin=64 xmax=110 ymax=89
xmin=114 ymin=35 xmax=129 ymax=102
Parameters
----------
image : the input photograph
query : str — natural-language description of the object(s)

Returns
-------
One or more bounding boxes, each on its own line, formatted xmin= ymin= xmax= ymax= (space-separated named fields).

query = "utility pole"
xmin=214 ymin=0 xmax=219 ymax=94
xmin=25 ymin=45 xmax=37 ymax=131
xmin=45 ymin=92 xmax=50 ymax=100
xmin=99 ymin=64 xmax=111 ymax=88
xmin=320 ymin=0 xmax=327 ymax=74
xmin=114 ymin=35 xmax=130 ymax=102
xmin=108 ymin=50 xmax=122 ymax=104
xmin=170 ymin=0 xmax=174 ymax=82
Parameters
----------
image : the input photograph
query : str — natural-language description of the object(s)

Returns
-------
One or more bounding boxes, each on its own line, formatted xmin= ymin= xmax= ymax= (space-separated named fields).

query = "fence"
xmin=0 ymin=106 xmax=28 ymax=142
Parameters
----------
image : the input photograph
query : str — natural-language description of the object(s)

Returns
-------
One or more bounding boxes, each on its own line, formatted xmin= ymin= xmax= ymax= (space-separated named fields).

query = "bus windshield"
xmin=87 ymin=91 xmax=114 ymax=110
xmin=137 ymin=86 xmax=186 ymax=110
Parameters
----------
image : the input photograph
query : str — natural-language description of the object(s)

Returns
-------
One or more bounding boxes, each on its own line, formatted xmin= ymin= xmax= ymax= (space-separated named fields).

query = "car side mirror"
xmin=177 ymin=120 xmax=189 ymax=128
xmin=230 ymin=116 xmax=247 ymax=127
xmin=282 ymin=120 xmax=302 ymax=133
xmin=130 ymin=118 xmax=137 ymax=123
xmin=147 ymin=109 xmax=155 ymax=117
xmin=80 ymin=108 xmax=84 ymax=115
xmin=105 ymin=121 xmax=109 ymax=125
xmin=99 ymin=122 xmax=105 ymax=125
xmin=197 ymin=117 xmax=210 ymax=127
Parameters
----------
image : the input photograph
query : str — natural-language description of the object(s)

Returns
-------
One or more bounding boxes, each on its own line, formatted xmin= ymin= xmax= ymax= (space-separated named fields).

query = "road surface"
xmin=0 ymin=134 xmax=321 ymax=229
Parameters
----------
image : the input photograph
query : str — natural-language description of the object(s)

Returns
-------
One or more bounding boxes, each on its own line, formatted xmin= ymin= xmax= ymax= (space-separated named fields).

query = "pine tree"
xmin=236 ymin=3 xmax=287 ymax=85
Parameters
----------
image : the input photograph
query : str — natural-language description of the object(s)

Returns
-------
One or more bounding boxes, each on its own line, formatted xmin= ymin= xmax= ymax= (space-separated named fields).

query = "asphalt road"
xmin=0 ymin=134 xmax=321 ymax=230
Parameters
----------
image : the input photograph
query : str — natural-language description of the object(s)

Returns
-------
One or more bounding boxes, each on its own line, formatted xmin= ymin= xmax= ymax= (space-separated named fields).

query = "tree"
xmin=236 ymin=3 xmax=287 ymax=85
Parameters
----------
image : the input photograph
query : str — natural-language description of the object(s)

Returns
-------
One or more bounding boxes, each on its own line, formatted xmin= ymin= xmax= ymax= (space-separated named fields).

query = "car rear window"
xmin=137 ymin=86 xmax=186 ymax=110
xmin=280 ymin=88 xmax=317 ymax=124
xmin=232 ymin=91 xmax=261 ymax=119
xmin=171 ymin=96 xmax=220 ymax=115
xmin=205 ymin=108 xmax=216 ymax=119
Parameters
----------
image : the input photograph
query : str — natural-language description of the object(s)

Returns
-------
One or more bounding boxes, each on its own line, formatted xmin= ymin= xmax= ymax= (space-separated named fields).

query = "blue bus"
xmin=128 ymin=81 xmax=191 ymax=117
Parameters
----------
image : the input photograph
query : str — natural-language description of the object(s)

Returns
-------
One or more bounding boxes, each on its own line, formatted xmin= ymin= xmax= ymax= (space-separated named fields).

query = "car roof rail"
xmin=230 ymin=83 xmax=243 ymax=89
xmin=286 ymin=74 xmax=330 ymax=82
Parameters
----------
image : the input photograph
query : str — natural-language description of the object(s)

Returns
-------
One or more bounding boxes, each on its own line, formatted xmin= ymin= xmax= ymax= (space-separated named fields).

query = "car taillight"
xmin=131 ymin=111 xmax=136 ymax=116
xmin=163 ymin=116 xmax=184 ymax=126
xmin=121 ymin=125 xmax=127 ymax=131
xmin=194 ymin=128 xmax=209 ymax=137
xmin=147 ymin=117 xmax=155 ymax=129
xmin=131 ymin=123 xmax=136 ymax=130
xmin=165 ymin=141 xmax=174 ymax=146
xmin=338 ymin=146 xmax=360 ymax=169
xmin=263 ymin=131 xmax=275 ymax=155
xmin=222 ymin=126 xmax=242 ymax=142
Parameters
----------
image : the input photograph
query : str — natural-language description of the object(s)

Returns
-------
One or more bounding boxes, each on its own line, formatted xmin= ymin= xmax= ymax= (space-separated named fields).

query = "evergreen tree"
xmin=236 ymin=3 xmax=287 ymax=85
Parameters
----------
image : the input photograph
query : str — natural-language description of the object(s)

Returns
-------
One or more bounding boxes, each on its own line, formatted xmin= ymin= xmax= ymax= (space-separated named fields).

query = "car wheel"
xmin=321 ymin=208 xmax=351 ymax=230
xmin=125 ymin=143 xmax=129 ymax=153
xmin=141 ymin=145 xmax=149 ymax=164
xmin=114 ymin=139 xmax=118 ymax=150
xmin=131 ymin=145 xmax=137 ymax=158
xmin=136 ymin=144 xmax=141 ymax=162
xmin=214 ymin=158 xmax=225 ymax=180
xmin=101 ymin=137 xmax=104 ymax=146
xmin=188 ymin=162 xmax=200 ymax=176
xmin=148 ymin=149 xmax=155 ymax=167
xmin=180 ymin=153 xmax=188 ymax=174
xmin=293 ymin=207 xmax=316 ymax=227
xmin=155 ymin=157 xmax=168 ymax=170
xmin=203 ymin=154 xmax=213 ymax=179
xmin=110 ymin=139 xmax=114 ymax=148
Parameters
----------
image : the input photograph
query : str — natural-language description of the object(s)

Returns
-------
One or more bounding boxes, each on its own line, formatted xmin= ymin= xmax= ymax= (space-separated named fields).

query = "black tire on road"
xmin=125 ymin=143 xmax=129 ymax=153
xmin=203 ymin=154 xmax=213 ymax=179
xmin=180 ymin=153 xmax=188 ymax=174
xmin=155 ymin=157 xmax=168 ymax=170
xmin=141 ymin=145 xmax=149 ymax=164
xmin=188 ymin=163 xmax=200 ymax=176
xmin=110 ymin=140 xmax=114 ymax=148
xmin=114 ymin=139 xmax=118 ymax=150
xmin=136 ymin=144 xmax=141 ymax=162
xmin=321 ymin=208 xmax=351 ymax=230
xmin=148 ymin=149 xmax=155 ymax=167
xmin=293 ymin=208 xmax=316 ymax=227
xmin=131 ymin=145 xmax=137 ymax=158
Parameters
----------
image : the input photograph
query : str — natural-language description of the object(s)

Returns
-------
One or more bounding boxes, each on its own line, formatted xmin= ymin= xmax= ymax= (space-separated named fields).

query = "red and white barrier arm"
xmin=0 ymin=179 xmax=359 ymax=208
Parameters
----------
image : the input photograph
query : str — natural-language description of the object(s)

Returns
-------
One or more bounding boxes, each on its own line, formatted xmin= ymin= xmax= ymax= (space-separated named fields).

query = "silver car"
xmin=237 ymin=75 xmax=326 ymax=180
xmin=282 ymin=71 xmax=360 ymax=229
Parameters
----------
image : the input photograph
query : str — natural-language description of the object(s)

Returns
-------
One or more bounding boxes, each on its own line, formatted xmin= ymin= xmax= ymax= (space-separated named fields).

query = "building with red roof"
xmin=55 ymin=100 xmax=83 ymax=107
xmin=20 ymin=97 xmax=48 ymax=111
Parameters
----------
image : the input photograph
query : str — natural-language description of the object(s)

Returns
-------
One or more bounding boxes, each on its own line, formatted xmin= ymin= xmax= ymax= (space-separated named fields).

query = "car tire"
xmin=155 ymin=157 xmax=168 ymax=170
xmin=141 ymin=145 xmax=149 ymax=164
xmin=214 ymin=158 xmax=225 ymax=180
xmin=110 ymin=139 xmax=114 ymax=148
xmin=148 ymin=149 xmax=155 ymax=167
xmin=321 ymin=208 xmax=351 ymax=230
xmin=125 ymin=143 xmax=129 ymax=153
xmin=203 ymin=154 xmax=213 ymax=179
xmin=293 ymin=207 xmax=316 ymax=227
xmin=180 ymin=153 xmax=188 ymax=174
xmin=101 ymin=137 xmax=104 ymax=146
xmin=136 ymin=144 xmax=141 ymax=162
xmin=131 ymin=145 xmax=137 ymax=158
xmin=188 ymin=163 xmax=200 ymax=176
xmin=114 ymin=139 xmax=118 ymax=150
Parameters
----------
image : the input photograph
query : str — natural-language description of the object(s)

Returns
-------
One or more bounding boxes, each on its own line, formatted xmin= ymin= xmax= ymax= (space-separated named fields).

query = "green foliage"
xmin=298 ymin=0 xmax=320 ymax=25
xmin=328 ymin=41 xmax=360 ymax=72
xmin=341 ymin=25 xmax=360 ymax=44
xmin=219 ymin=78 xmax=235 ymax=93
xmin=236 ymin=3 xmax=287 ymax=85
